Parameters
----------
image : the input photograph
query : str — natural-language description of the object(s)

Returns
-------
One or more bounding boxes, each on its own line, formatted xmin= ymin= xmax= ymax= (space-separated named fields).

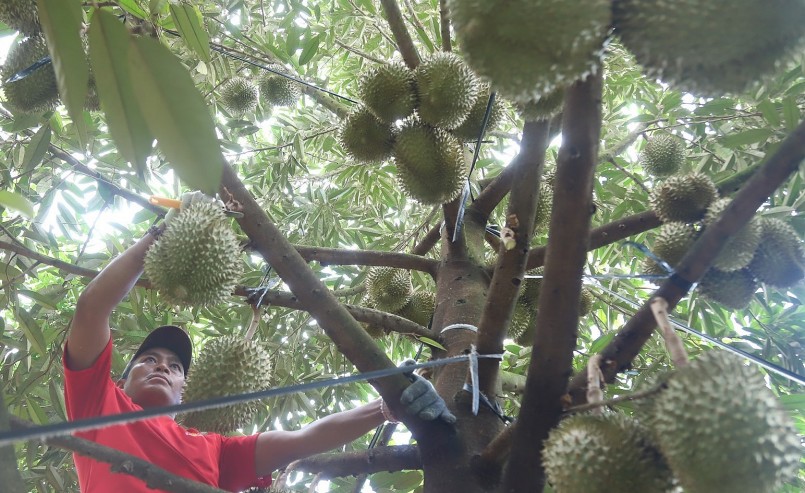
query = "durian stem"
xmin=439 ymin=0 xmax=451 ymax=51
xmin=245 ymin=303 xmax=261 ymax=341
xmin=650 ymin=297 xmax=689 ymax=368
xmin=585 ymin=355 xmax=605 ymax=412
xmin=378 ymin=0 xmax=420 ymax=68
xmin=565 ymin=383 xmax=665 ymax=415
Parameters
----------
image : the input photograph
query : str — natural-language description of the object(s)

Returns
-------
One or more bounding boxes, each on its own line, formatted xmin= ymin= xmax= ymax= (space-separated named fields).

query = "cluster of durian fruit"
xmin=338 ymin=53 xmax=508 ymax=205
xmin=360 ymin=266 xmax=436 ymax=337
xmin=640 ymin=134 xmax=805 ymax=309
xmin=543 ymin=350 xmax=801 ymax=493
xmin=448 ymin=0 xmax=805 ymax=104
xmin=0 ymin=1 xmax=99 ymax=114
xmin=216 ymin=66 xmax=301 ymax=117
xmin=507 ymin=267 xmax=594 ymax=346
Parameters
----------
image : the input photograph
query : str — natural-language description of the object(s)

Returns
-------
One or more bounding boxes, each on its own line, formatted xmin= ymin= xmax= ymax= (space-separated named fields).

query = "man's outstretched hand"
xmin=399 ymin=360 xmax=456 ymax=424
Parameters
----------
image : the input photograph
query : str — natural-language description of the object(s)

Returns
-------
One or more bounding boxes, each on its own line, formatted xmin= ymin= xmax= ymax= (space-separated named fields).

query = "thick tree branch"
xmin=567 ymin=117 xmax=805 ymax=404
xmin=220 ymin=164 xmax=428 ymax=434
xmin=288 ymin=445 xmax=421 ymax=478
xmin=475 ymin=121 xmax=550 ymax=397
xmin=9 ymin=417 xmax=225 ymax=493
xmin=295 ymin=245 xmax=438 ymax=277
xmin=502 ymin=71 xmax=604 ymax=493
xmin=439 ymin=0 xmax=451 ymax=51
xmin=411 ymin=222 xmax=441 ymax=256
xmin=379 ymin=0 xmax=420 ymax=68
xmin=0 ymin=241 xmax=432 ymax=338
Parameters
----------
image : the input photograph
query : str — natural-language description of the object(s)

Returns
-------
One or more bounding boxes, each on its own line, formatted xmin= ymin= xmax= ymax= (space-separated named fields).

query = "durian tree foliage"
xmin=0 ymin=1 xmax=804 ymax=492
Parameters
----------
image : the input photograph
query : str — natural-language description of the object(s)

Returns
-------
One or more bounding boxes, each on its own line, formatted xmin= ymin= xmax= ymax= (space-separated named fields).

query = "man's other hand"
xmin=399 ymin=360 xmax=456 ymax=424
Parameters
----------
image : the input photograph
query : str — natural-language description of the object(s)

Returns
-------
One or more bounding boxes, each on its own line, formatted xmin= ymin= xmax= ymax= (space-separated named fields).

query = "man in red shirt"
xmin=64 ymin=197 xmax=454 ymax=492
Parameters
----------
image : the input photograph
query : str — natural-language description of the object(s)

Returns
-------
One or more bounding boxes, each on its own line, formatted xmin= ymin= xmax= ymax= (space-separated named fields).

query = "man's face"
xmin=118 ymin=347 xmax=185 ymax=409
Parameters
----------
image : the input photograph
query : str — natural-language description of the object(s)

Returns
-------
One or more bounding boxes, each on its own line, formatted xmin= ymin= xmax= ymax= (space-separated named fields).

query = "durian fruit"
xmin=519 ymin=268 xmax=543 ymax=306
xmin=509 ymin=299 xmax=537 ymax=346
xmin=258 ymin=67 xmax=300 ymax=107
xmin=515 ymin=88 xmax=565 ymax=122
xmin=649 ymin=172 xmax=718 ymax=223
xmin=643 ymin=222 xmax=698 ymax=275
xmin=393 ymin=119 xmax=467 ymax=204
xmin=449 ymin=0 xmax=611 ymax=102
xmin=613 ymin=0 xmax=805 ymax=96
xmin=0 ymin=0 xmax=40 ymax=35
xmin=357 ymin=62 xmax=416 ymax=123
xmin=180 ymin=336 xmax=273 ymax=433
xmin=646 ymin=351 xmax=801 ymax=493
xmin=451 ymin=85 xmax=504 ymax=141
xmin=543 ymin=413 xmax=675 ymax=493
xmin=338 ymin=105 xmax=395 ymax=163
xmin=1 ymin=37 xmax=59 ymax=114
xmin=397 ymin=291 xmax=436 ymax=327
xmin=697 ymin=268 xmax=757 ymax=309
xmin=640 ymin=134 xmax=684 ymax=177
xmin=366 ymin=266 xmax=413 ymax=313
xmin=414 ymin=52 xmax=480 ymax=129
xmin=144 ymin=201 xmax=243 ymax=307
xmin=748 ymin=217 xmax=805 ymax=288
xmin=702 ymin=198 xmax=761 ymax=272
xmin=532 ymin=182 xmax=553 ymax=234
xmin=578 ymin=287 xmax=594 ymax=316
xmin=218 ymin=77 xmax=259 ymax=116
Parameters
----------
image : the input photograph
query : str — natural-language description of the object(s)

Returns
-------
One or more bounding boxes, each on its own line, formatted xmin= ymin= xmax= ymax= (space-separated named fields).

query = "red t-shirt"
xmin=63 ymin=339 xmax=272 ymax=492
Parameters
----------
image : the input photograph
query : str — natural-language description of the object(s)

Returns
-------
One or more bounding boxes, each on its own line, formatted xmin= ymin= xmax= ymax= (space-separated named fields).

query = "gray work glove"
xmin=164 ymin=191 xmax=219 ymax=223
xmin=399 ymin=359 xmax=456 ymax=424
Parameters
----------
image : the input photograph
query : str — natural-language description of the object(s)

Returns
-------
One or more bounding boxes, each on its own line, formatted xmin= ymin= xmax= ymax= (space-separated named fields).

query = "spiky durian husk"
xmin=519 ymin=268 xmax=543 ymax=306
xmin=702 ymin=198 xmax=761 ymax=271
xmin=449 ymin=0 xmax=611 ymax=102
xmin=414 ymin=52 xmax=480 ymax=129
xmin=397 ymin=291 xmax=436 ymax=327
xmin=218 ymin=77 xmax=258 ymax=116
xmin=180 ymin=336 xmax=273 ymax=433
xmin=515 ymin=87 xmax=565 ymax=122
xmin=613 ymin=0 xmax=805 ymax=96
xmin=697 ymin=268 xmax=757 ymax=309
xmin=509 ymin=300 xmax=537 ymax=346
xmin=640 ymin=133 xmax=684 ymax=177
xmin=358 ymin=62 xmax=416 ymax=123
xmin=451 ymin=85 xmax=504 ymax=141
xmin=144 ymin=201 xmax=243 ymax=307
xmin=258 ymin=67 xmax=300 ymax=107
xmin=1 ymin=37 xmax=59 ymax=114
xmin=748 ymin=217 xmax=805 ymax=288
xmin=0 ymin=0 xmax=40 ymax=35
xmin=543 ymin=413 xmax=675 ymax=493
xmin=643 ymin=222 xmax=698 ymax=275
xmin=532 ymin=182 xmax=553 ymax=234
xmin=647 ymin=351 xmax=801 ymax=493
xmin=578 ymin=287 xmax=594 ymax=316
xmin=393 ymin=119 xmax=467 ymax=204
xmin=649 ymin=172 xmax=718 ymax=223
xmin=338 ymin=105 xmax=395 ymax=163
xmin=366 ymin=267 xmax=413 ymax=313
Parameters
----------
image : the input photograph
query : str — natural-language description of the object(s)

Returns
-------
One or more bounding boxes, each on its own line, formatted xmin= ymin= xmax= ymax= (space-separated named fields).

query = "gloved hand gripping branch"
xmin=383 ymin=359 xmax=457 ymax=424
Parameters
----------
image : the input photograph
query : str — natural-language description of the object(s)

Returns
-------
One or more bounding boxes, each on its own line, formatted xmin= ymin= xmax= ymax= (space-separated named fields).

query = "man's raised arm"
xmin=67 ymin=231 xmax=159 ymax=371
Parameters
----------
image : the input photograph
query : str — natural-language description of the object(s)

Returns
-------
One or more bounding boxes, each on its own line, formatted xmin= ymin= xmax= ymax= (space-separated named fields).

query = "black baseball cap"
xmin=121 ymin=325 xmax=193 ymax=379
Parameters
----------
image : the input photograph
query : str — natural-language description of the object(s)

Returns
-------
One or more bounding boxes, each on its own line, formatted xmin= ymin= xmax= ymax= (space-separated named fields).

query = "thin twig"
xmin=565 ymin=383 xmax=665 ymax=414
xmin=333 ymin=39 xmax=386 ymax=64
xmin=439 ymin=0 xmax=451 ymax=51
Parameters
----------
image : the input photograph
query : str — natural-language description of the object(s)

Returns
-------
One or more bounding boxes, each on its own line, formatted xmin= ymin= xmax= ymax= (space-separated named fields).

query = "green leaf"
xmin=782 ymin=96 xmax=801 ymax=131
xmin=169 ymin=3 xmax=211 ymax=63
xmin=36 ymin=0 xmax=88 ymax=146
xmin=149 ymin=0 xmax=167 ymax=15
xmin=0 ymin=191 xmax=34 ymax=218
xmin=416 ymin=336 xmax=446 ymax=350
xmin=117 ymin=0 xmax=148 ymax=18
xmin=22 ymin=124 xmax=51 ymax=173
xmin=756 ymin=99 xmax=780 ymax=127
xmin=298 ymin=34 xmax=321 ymax=65
xmin=719 ymin=128 xmax=773 ymax=148
xmin=89 ymin=9 xmax=153 ymax=175
xmin=16 ymin=309 xmax=46 ymax=357
xmin=779 ymin=393 xmax=805 ymax=412
xmin=127 ymin=36 xmax=224 ymax=194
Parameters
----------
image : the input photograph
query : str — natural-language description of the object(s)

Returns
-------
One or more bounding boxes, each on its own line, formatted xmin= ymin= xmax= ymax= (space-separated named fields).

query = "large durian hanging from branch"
xmin=748 ymin=217 xmax=805 ymax=288
xmin=644 ymin=351 xmax=801 ymax=493
xmin=357 ymin=62 xmax=417 ymax=124
xmin=1 ymin=36 xmax=60 ymax=114
xmin=180 ymin=335 xmax=273 ymax=433
xmin=640 ymin=133 xmax=684 ymax=177
xmin=449 ymin=0 xmax=611 ymax=102
xmin=366 ymin=266 xmax=413 ymax=313
xmin=0 ymin=0 xmax=40 ymax=36
xmin=144 ymin=201 xmax=243 ymax=307
xmin=218 ymin=77 xmax=259 ymax=117
xmin=337 ymin=105 xmax=395 ymax=163
xmin=613 ymin=0 xmax=805 ymax=96
xmin=649 ymin=172 xmax=718 ymax=223
xmin=414 ymin=52 xmax=480 ymax=129
xmin=258 ymin=65 xmax=301 ymax=107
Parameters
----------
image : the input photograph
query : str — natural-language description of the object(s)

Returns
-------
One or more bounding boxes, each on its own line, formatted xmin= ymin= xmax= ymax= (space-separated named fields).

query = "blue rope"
xmin=0 ymin=354 xmax=500 ymax=446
